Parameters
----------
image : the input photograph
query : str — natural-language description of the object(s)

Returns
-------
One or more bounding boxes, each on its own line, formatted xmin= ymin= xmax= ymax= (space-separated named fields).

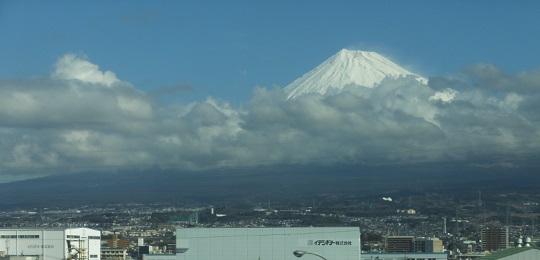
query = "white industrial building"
xmin=0 ymin=227 xmax=101 ymax=260
xmin=170 ymin=227 xmax=360 ymax=260
xmin=361 ymin=252 xmax=448 ymax=260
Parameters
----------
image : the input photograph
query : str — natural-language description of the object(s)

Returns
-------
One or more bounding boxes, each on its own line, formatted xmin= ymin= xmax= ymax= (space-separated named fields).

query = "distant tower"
xmin=506 ymin=202 xmax=509 ymax=227
xmin=455 ymin=208 xmax=459 ymax=237
xmin=478 ymin=191 xmax=482 ymax=207
xmin=443 ymin=218 xmax=447 ymax=234
xmin=506 ymin=201 xmax=511 ymax=229
xmin=533 ymin=218 xmax=536 ymax=236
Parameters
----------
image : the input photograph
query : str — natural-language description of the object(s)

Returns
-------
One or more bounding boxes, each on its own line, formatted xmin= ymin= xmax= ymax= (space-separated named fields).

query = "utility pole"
xmin=478 ymin=191 xmax=482 ymax=207
xmin=506 ymin=201 xmax=510 ymax=228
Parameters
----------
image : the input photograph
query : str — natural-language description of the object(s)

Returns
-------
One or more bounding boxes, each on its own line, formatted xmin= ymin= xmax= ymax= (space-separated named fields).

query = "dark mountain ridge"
xmin=0 ymin=162 xmax=537 ymax=210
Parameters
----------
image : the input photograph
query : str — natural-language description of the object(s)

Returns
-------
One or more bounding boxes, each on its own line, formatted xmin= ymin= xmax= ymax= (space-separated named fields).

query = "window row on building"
xmin=0 ymin=235 xmax=40 ymax=239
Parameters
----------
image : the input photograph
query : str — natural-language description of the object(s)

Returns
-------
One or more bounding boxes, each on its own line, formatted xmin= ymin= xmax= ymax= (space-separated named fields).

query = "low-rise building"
xmin=0 ymin=227 xmax=100 ymax=260
xmin=362 ymin=252 xmax=448 ymax=260
xmin=101 ymin=248 xmax=127 ymax=260
xmin=143 ymin=227 xmax=360 ymax=260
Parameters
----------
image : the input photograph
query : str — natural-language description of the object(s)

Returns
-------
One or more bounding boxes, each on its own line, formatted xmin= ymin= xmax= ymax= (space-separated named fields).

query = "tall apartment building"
xmin=481 ymin=226 xmax=509 ymax=251
xmin=106 ymin=233 xmax=129 ymax=249
xmin=416 ymin=238 xmax=444 ymax=252
xmin=386 ymin=236 xmax=414 ymax=252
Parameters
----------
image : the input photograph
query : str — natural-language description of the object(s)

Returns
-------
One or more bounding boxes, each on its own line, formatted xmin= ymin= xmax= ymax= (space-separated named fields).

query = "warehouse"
xmin=174 ymin=227 xmax=360 ymax=260
xmin=0 ymin=227 xmax=100 ymax=260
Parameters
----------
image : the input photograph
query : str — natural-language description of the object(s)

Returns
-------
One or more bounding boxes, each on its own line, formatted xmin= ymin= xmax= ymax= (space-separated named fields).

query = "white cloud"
xmin=53 ymin=53 xmax=120 ymax=87
xmin=117 ymin=96 xmax=152 ymax=117
xmin=0 ymin=56 xmax=539 ymax=180
xmin=429 ymin=88 xmax=458 ymax=103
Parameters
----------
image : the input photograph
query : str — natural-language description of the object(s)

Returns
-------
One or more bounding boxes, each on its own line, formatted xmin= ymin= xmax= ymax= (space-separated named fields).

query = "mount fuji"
xmin=284 ymin=49 xmax=428 ymax=100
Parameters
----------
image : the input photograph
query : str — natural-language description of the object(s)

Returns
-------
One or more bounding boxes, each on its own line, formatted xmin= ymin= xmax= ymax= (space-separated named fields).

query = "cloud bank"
xmin=0 ymin=54 xmax=539 ymax=181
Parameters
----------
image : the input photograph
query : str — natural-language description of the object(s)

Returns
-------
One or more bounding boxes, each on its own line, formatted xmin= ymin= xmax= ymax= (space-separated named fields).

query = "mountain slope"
xmin=0 ymin=164 xmax=536 ymax=209
xmin=284 ymin=49 xmax=427 ymax=100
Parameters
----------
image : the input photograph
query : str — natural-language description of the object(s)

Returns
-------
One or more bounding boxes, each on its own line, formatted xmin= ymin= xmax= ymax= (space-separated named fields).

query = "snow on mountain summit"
xmin=284 ymin=49 xmax=428 ymax=100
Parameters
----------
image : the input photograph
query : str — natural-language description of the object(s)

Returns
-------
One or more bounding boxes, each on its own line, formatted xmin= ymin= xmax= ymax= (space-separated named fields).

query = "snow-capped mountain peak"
xmin=284 ymin=49 xmax=427 ymax=100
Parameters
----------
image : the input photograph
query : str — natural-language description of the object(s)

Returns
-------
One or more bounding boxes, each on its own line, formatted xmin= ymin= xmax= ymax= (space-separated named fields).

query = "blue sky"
xmin=1 ymin=1 xmax=540 ymax=182
xmin=2 ymin=1 xmax=540 ymax=103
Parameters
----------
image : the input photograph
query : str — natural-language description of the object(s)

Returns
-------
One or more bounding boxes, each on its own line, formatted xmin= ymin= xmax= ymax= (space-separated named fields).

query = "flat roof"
xmin=478 ymin=247 xmax=540 ymax=260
